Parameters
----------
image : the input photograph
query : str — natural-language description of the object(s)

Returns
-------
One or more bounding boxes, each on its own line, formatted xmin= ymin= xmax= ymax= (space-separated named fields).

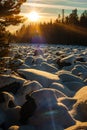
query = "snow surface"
xmin=0 ymin=43 xmax=87 ymax=130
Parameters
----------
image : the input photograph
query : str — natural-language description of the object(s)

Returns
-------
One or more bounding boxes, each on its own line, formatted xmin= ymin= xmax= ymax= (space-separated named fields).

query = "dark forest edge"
xmin=12 ymin=9 xmax=87 ymax=46
xmin=13 ymin=22 xmax=87 ymax=46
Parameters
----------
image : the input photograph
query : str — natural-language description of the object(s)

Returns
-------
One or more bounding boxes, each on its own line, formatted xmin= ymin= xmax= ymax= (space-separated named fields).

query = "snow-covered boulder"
xmin=71 ymin=86 xmax=87 ymax=121
xmin=17 ymin=69 xmax=60 ymax=88
xmin=56 ymin=70 xmax=83 ymax=83
xmin=0 ymin=74 xmax=26 ymax=94
xmin=57 ymin=54 xmax=76 ymax=68
xmin=50 ymin=82 xmax=73 ymax=96
xmin=15 ymin=80 xmax=43 ymax=106
xmin=25 ymin=56 xmax=34 ymax=66
xmin=40 ymin=62 xmax=58 ymax=73
xmin=8 ymin=125 xmax=35 ymax=130
xmin=28 ymin=89 xmax=75 ymax=129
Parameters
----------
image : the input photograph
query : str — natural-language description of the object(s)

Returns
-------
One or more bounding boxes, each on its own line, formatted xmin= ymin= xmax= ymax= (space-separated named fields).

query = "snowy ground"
xmin=0 ymin=43 xmax=87 ymax=130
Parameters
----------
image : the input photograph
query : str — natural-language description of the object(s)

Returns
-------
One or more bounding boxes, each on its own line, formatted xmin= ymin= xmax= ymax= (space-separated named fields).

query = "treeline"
xmin=14 ymin=22 xmax=87 ymax=45
xmin=56 ymin=9 xmax=87 ymax=27
xmin=14 ymin=9 xmax=87 ymax=45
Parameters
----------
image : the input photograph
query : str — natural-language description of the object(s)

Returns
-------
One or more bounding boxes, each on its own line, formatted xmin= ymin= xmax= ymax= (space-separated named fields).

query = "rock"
xmin=65 ymin=122 xmax=87 ymax=130
xmin=72 ymin=65 xmax=87 ymax=76
xmin=9 ymin=59 xmax=24 ymax=70
xmin=15 ymin=81 xmax=43 ymax=106
xmin=17 ymin=69 xmax=60 ymax=88
xmin=0 ymin=92 xmax=21 ymax=129
xmin=18 ymin=64 xmax=30 ymax=69
xmin=70 ymin=86 xmax=87 ymax=121
xmin=31 ymin=88 xmax=60 ymax=108
xmin=40 ymin=62 xmax=58 ymax=73
xmin=33 ymin=48 xmax=44 ymax=56
xmin=19 ymin=95 xmax=37 ymax=125
xmin=0 ymin=91 xmax=15 ymax=110
xmin=59 ymin=97 xmax=77 ymax=110
xmin=64 ymin=81 xmax=85 ymax=92
xmin=29 ymin=89 xmax=75 ymax=129
xmin=58 ymin=54 xmax=76 ymax=69
xmin=34 ymin=57 xmax=46 ymax=65
xmin=25 ymin=56 xmax=34 ymax=66
xmin=56 ymin=70 xmax=83 ymax=83
xmin=8 ymin=125 xmax=35 ymax=130
xmin=50 ymin=82 xmax=73 ymax=97
xmin=0 ymin=75 xmax=26 ymax=94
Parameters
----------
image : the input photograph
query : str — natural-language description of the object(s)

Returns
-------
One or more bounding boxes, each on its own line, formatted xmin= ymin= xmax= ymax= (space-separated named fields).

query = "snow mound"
xmin=17 ymin=69 xmax=60 ymax=88
xmin=71 ymin=86 xmax=87 ymax=121
xmin=28 ymin=89 xmax=75 ymax=129
xmin=15 ymin=80 xmax=43 ymax=106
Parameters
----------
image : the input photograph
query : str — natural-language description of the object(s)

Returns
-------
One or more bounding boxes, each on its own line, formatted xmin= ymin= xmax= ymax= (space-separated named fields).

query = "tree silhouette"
xmin=65 ymin=16 xmax=69 ymax=24
xmin=80 ymin=10 xmax=87 ymax=27
xmin=0 ymin=0 xmax=26 ymax=73
xmin=68 ymin=9 xmax=78 ymax=24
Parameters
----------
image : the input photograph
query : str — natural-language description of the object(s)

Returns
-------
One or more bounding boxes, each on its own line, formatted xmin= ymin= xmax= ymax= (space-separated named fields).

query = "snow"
xmin=0 ymin=43 xmax=87 ymax=130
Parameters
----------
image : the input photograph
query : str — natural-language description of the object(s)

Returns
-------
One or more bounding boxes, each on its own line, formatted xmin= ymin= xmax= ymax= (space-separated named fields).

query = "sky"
xmin=21 ymin=0 xmax=87 ymax=22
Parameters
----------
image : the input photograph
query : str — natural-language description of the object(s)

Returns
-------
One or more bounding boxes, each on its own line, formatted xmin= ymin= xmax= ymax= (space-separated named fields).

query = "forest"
xmin=13 ymin=9 xmax=87 ymax=45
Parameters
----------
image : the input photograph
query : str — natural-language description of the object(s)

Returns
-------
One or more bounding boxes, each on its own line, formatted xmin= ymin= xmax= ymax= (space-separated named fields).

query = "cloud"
xmin=21 ymin=1 xmax=87 ymax=22
xmin=23 ymin=2 xmax=87 ymax=10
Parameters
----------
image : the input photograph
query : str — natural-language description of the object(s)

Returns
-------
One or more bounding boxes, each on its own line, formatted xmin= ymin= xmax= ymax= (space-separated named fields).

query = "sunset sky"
xmin=21 ymin=0 xmax=87 ymax=22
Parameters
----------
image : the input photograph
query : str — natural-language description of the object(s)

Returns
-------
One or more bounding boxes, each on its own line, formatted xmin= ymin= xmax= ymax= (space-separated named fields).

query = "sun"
xmin=28 ymin=11 xmax=39 ymax=22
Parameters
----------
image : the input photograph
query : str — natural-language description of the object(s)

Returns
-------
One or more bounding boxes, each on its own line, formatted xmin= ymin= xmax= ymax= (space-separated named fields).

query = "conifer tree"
xmin=0 ymin=0 xmax=26 ymax=73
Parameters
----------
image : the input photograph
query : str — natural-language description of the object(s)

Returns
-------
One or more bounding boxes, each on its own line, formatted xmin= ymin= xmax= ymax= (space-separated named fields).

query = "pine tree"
xmin=0 ymin=0 xmax=26 ymax=73
xmin=68 ymin=9 xmax=79 ymax=25
xmin=80 ymin=10 xmax=87 ymax=27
